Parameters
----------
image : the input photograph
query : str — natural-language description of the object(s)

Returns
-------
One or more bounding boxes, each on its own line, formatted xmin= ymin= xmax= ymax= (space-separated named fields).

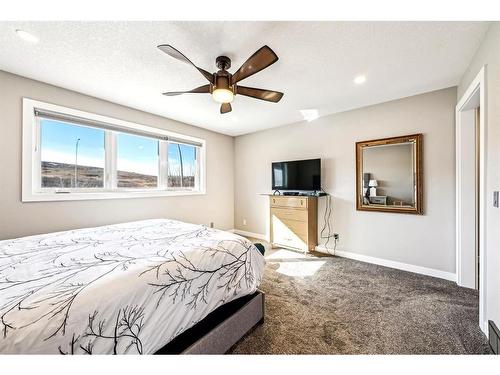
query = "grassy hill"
xmin=41 ymin=161 xmax=156 ymax=188
xmin=41 ymin=161 xmax=193 ymax=189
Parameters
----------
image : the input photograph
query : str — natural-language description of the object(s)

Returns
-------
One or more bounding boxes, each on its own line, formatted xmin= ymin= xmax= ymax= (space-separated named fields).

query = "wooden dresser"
xmin=269 ymin=195 xmax=318 ymax=252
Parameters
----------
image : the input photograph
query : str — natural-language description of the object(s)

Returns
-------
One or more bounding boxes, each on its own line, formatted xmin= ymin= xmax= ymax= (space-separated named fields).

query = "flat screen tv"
xmin=272 ymin=158 xmax=321 ymax=191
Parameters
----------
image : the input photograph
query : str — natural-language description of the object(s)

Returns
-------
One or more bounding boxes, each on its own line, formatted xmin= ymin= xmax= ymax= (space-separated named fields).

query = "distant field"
xmin=41 ymin=161 xmax=193 ymax=189
xmin=41 ymin=161 xmax=105 ymax=188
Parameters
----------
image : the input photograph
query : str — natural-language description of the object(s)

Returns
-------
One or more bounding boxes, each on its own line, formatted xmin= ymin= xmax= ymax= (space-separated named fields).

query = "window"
xmin=40 ymin=119 xmax=105 ymax=189
xmin=167 ymin=142 xmax=198 ymax=189
xmin=22 ymin=98 xmax=205 ymax=202
xmin=117 ymin=133 xmax=159 ymax=189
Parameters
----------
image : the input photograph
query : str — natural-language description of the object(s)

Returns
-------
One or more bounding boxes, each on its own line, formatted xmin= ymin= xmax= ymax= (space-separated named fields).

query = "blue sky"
xmin=41 ymin=119 xmax=105 ymax=168
xmin=168 ymin=143 xmax=196 ymax=177
xmin=117 ymin=132 xmax=158 ymax=176
xmin=40 ymin=119 xmax=196 ymax=176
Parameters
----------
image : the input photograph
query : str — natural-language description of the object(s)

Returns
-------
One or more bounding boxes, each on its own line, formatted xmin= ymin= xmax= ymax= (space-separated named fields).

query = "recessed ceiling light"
xmin=354 ymin=75 xmax=366 ymax=85
xmin=300 ymin=109 xmax=319 ymax=122
xmin=15 ymin=29 xmax=39 ymax=43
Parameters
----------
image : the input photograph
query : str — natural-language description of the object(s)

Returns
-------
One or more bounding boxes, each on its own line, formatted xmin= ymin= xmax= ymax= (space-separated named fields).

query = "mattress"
xmin=0 ymin=219 xmax=265 ymax=354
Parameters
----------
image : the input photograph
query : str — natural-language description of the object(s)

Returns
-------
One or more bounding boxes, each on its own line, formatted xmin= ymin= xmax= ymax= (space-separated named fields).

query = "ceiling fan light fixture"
xmin=212 ymin=88 xmax=234 ymax=104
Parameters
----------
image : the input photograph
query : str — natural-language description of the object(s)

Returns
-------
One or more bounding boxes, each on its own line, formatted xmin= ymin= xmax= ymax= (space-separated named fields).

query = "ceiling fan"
xmin=158 ymin=44 xmax=284 ymax=114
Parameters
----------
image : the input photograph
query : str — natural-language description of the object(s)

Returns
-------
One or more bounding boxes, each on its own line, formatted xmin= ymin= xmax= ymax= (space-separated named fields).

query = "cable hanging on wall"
xmin=319 ymin=190 xmax=337 ymax=255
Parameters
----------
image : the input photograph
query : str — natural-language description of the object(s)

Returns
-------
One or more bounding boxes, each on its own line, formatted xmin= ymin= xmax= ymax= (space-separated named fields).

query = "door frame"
xmin=455 ymin=66 xmax=487 ymax=334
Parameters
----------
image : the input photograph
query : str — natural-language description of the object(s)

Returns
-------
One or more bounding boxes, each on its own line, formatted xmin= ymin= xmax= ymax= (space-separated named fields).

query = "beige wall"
xmin=0 ymin=71 xmax=234 ymax=240
xmin=234 ymin=87 xmax=457 ymax=273
xmin=457 ymin=22 xmax=500 ymax=329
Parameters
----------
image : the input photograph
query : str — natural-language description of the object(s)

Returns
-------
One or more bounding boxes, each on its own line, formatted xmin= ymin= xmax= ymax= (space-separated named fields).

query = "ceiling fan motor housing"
xmin=214 ymin=72 xmax=233 ymax=93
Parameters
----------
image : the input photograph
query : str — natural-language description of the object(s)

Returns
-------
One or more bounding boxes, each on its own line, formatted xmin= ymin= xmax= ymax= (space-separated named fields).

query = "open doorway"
xmin=456 ymin=66 xmax=487 ymax=334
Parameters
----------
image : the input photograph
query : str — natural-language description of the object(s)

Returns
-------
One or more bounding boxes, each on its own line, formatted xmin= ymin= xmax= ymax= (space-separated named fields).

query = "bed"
xmin=0 ymin=219 xmax=265 ymax=354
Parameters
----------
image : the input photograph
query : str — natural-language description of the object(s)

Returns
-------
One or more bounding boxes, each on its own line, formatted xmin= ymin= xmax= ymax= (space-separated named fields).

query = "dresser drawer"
xmin=272 ymin=216 xmax=308 ymax=250
xmin=270 ymin=196 xmax=308 ymax=209
xmin=273 ymin=234 xmax=307 ymax=251
xmin=271 ymin=207 xmax=308 ymax=222
xmin=271 ymin=216 xmax=308 ymax=241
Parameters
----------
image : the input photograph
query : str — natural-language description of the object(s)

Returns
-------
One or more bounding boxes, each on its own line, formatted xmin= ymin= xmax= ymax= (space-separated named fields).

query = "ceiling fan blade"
xmin=162 ymin=84 xmax=211 ymax=96
xmin=236 ymin=86 xmax=284 ymax=102
xmin=232 ymin=45 xmax=279 ymax=84
xmin=220 ymin=103 xmax=232 ymax=114
xmin=158 ymin=44 xmax=214 ymax=84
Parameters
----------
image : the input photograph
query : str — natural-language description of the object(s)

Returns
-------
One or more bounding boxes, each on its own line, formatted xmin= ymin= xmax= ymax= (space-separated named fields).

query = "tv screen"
xmin=272 ymin=158 xmax=321 ymax=191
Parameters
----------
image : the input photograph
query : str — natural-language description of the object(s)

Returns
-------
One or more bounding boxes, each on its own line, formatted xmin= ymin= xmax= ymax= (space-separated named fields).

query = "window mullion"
xmin=105 ymin=131 xmax=117 ymax=190
xmin=159 ymin=141 xmax=168 ymax=190
xmin=195 ymin=147 xmax=200 ymax=191
xmin=33 ymin=117 xmax=42 ymax=192
xmin=199 ymin=144 xmax=205 ymax=192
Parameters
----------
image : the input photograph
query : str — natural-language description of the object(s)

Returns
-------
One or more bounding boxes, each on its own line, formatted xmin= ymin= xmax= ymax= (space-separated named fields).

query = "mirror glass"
xmin=356 ymin=134 xmax=422 ymax=214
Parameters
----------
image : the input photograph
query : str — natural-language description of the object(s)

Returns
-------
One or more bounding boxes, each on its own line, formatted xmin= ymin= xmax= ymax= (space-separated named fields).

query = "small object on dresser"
xmin=363 ymin=188 xmax=369 ymax=204
xmin=363 ymin=173 xmax=371 ymax=188
xmin=369 ymin=195 xmax=387 ymax=205
xmin=368 ymin=179 xmax=378 ymax=197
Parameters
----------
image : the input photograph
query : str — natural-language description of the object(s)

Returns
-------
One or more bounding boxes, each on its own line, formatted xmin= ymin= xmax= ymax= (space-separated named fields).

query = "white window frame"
xmin=165 ymin=141 xmax=202 ymax=191
xmin=22 ymin=98 xmax=206 ymax=202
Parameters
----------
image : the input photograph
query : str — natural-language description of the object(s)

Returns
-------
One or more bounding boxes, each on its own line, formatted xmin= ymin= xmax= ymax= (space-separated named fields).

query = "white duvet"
xmin=0 ymin=219 xmax=265 ymax=354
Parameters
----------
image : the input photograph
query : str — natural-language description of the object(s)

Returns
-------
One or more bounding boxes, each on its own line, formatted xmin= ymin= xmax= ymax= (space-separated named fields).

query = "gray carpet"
xmin=229 ymin=245 xmax=490 ymax=354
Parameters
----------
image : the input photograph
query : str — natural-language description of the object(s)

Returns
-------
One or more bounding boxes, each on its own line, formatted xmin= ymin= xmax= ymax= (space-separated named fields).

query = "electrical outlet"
xmin=494 ymin=191 xmax=499 ymax=208
xmin=333 ymin=233 xmax=339 ymax=240
xmin=243 ymin=219 xmax=247 ymax=226
xmin=210 ymin=222 xmax=214 ymax=228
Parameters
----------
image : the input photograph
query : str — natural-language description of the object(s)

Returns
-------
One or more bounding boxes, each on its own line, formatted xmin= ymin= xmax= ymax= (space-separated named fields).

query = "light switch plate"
xmin=494 ymin=191 xmax=499 ymax=208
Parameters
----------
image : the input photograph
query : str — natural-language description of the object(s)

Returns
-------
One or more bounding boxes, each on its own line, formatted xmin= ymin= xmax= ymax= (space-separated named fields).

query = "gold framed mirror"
xmin=356 ymin=134 xmax=423 ymax=214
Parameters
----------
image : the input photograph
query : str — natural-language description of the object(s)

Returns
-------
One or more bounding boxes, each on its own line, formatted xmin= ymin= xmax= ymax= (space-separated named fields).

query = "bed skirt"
xmin=155 ymin=291 xmax=265 ymax=354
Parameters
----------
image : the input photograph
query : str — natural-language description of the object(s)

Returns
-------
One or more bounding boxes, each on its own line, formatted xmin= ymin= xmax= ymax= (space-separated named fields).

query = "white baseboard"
xmin=228 ymin=231 xmax=456 ymax=282
xmin=230 ymin=229 xmax=269 ymax=242
xmin=482 ymin=320 xmax=489 ymax=336
xmin=315 ymin=245 xmax=456 ymax=282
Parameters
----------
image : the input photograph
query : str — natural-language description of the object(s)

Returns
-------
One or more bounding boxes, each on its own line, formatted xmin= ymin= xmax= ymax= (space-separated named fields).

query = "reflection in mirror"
xmin=363 ymin=142 xmax=414 ymax=207
xmin=356 ymin=134 xmax=422 ymax=214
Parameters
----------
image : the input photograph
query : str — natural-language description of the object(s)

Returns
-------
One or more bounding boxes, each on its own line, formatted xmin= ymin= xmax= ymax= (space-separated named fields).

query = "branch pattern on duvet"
xmin=0 ymin=219 xmax=265 ymax=354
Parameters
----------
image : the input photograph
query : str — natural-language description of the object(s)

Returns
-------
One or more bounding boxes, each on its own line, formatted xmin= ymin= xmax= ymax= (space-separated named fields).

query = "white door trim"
xmin=455 ymin=65 xmax=487 ymax=334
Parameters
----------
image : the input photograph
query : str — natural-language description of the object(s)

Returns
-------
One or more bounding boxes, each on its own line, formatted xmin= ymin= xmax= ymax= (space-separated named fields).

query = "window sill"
xmin=22 ymin=189 xmax=206 ymax=202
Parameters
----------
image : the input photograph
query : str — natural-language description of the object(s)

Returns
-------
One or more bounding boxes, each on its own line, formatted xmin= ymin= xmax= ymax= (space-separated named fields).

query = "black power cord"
xmin=319 ymin=190 xmax=338 ymax=254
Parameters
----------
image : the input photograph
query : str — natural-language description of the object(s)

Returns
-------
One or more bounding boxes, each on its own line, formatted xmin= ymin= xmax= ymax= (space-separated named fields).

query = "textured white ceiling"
xmin=0 ymin=21 xmax=490 ymax=136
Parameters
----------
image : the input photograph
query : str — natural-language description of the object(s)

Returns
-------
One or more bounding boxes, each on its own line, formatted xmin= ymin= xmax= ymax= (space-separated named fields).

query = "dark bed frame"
xmin=155 ymin=291 xmax=265 ymax=354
